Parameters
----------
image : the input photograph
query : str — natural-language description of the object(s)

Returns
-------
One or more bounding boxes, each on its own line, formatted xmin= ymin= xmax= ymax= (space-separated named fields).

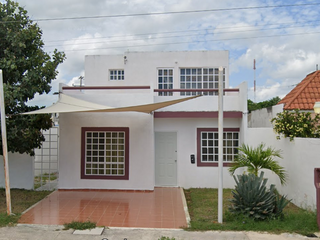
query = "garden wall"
xmin=248 ymin=104 xmax=283 ymax=128
xmin=246 ymin=128 xmax=320 ymax=211
xmin=0 ymin=153 xmax=34 ymax=190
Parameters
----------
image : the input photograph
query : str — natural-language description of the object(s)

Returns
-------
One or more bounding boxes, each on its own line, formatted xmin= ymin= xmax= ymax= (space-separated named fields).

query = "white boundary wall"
xmin=247 ymin=128 xmax=320 ymax=210
xmin=248 ymin=104 xmax=284 ymax=128
xmin=0 ymin=153 xmax=34 ymax=189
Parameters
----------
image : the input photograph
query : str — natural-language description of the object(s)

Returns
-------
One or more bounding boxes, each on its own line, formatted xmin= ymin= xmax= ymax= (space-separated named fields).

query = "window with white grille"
xmin=180 ymin=68 xmax=225 ymax=96
xmin=197 ymin=128 xmax=239 ymax=167
xmin=109 ymin=69 xmax=124 ymax=80
xmin=158 ymin=68 xmax=173 ymax=96
xmin=81 ymin=127 xmax=129 ymax=180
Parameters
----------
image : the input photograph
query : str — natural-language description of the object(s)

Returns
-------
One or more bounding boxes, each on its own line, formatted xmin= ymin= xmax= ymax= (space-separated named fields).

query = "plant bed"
xmin=63 ymin=220 xmax=96 ymax=230
xmin=184 ymin=188 xmax=318 ymax=236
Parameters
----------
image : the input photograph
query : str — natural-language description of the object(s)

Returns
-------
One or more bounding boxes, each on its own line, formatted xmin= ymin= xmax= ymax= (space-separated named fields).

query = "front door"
xmin=155 ymin=132 xmax=177 ymax=186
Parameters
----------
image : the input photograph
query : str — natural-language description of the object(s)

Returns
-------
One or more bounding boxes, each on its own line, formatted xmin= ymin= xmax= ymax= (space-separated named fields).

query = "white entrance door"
xmin=155 ymin=132 xmax=177 ymax=186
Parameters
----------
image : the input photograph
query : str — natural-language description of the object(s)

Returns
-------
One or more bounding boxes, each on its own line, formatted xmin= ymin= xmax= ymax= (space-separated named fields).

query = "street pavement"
xmin=0 ymin=224 xmax=316 ymax=240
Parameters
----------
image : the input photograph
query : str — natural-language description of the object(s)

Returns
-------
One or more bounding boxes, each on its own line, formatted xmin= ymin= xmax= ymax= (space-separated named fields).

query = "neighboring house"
xmin=32 ymin=51 xmax=248 ymax=190
xmin=248 ymin=70 xmax=320 ymax=128
xmin=278 ymin=70 xmax=320 ymax=111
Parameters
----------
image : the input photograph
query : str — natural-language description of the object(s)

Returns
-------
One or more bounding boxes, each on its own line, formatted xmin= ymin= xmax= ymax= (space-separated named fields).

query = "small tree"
xmin=271 ymin=110 xmax=320 ymax=141
xmin=229 ymin=143 xmax=287 ymax=185
xmin=0 ymin=0 xmax=65 ymax=155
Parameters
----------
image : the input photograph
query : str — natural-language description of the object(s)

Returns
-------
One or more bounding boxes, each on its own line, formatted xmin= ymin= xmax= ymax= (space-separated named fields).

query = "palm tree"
xmin=229 ymin=143 xmax=287 ymax=185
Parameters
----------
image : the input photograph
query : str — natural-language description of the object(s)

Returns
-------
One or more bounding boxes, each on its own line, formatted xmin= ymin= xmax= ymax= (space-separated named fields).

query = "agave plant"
xmin=229 ymin=143 xmax=288 ymax=185
xmin=229 ymin=172 xmax=276 ymax=220
xmin=273 ymin=194 xmax=291 ymax=219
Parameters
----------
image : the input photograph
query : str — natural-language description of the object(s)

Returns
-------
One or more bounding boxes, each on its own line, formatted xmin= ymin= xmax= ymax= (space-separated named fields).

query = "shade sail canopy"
xmin=23 ymin=94 xmax=201 ymax=115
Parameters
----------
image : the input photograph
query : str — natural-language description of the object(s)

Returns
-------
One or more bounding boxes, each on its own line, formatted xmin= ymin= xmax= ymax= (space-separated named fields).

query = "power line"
xmin=44 ymin=21 xmax=320 ymax=48
xmin=53 ymin=30 xmax=320 ymax=52
xmin=33 ymin=3 xmax=320 ymax=21
xmin=1 ymin=2 xmax=320 ymax=23
xmin=44 ymin=19 xmax=320 ymax=44
xmin=248 ymin=84 xmax=297 ymax=91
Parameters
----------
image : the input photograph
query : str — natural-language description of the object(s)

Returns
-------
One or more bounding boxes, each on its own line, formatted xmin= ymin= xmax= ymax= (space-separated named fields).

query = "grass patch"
xmin=0 ymin=188 xmax=52 ymax=227
xmin=0 ymin=213 xmax=20 ymax=227
xmin=63 ymin=220 xmax=96 ymax=230
xmin=184 ymin=188 xmax=318 ymax=236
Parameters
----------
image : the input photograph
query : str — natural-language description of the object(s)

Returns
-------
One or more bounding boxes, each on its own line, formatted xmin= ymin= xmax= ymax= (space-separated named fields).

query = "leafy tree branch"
xmin=0 ymin=0 xmax=65 ymax=155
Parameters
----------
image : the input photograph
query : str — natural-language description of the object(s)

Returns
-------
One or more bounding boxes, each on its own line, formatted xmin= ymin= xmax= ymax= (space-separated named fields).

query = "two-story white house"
xmin=40 ymin=51 xmax=247 ymax=190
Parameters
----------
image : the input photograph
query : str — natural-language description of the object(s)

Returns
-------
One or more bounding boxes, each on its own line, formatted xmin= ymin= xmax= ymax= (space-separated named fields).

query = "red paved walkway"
xmin=19 ymin=187 xmax=188 ymax=229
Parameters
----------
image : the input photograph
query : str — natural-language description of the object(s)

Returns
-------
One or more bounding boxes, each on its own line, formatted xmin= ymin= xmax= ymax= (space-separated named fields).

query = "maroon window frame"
xmin=197 ymin=128 xmax=240 ymax=167
xmin=81 ymin=127 xmax=129 ymax=180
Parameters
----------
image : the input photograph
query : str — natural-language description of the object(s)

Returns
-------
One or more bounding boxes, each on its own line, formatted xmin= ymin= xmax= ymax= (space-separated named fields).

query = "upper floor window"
xmin=180 ymin=68 xmax=225 ymax=96
xmin=158 ymin=68 xmax=173 ymax=96
xmin=110 ymin=69 xmax=124 ymax=80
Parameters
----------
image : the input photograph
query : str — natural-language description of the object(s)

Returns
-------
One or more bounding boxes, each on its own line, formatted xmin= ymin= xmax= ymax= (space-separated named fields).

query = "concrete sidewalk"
xmin=0 ymin=224 xmax=314 ymax=240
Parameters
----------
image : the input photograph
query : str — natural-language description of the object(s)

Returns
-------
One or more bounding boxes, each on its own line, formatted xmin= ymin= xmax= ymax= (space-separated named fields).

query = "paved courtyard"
xmin=19 ymin=187 xmax=188 ymax=228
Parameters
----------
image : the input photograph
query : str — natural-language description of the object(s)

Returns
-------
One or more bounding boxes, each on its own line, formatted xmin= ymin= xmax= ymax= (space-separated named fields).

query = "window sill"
xmin=197 ymin=162 xmax=233 ymax=167
xmin=81 ymin=175 xmax=129 ymax=180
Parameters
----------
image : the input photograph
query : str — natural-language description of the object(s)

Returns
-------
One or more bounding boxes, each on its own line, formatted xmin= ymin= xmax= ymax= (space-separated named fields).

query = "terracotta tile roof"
xmin=278 ymin=70 xmax=320 ymax=110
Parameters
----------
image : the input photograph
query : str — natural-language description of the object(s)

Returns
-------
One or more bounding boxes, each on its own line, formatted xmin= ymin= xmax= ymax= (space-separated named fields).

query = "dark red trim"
xmin=154 ymin=111 xmax=242 ymax=118
xmin=197 ymin=128 xmax=240 ymax=132
xmin=196 ymin=128 xmax=240 ymax=167
xmin=62 ymin=86 xmax=238 ymax=92
xmin=197 ymin=162 xmax=234 ymax=167
xmin=81 ymin=127 xmax=129 ymax=180
xmin=58 ymin=189 xmax=153 ymax=192
xmin=63 ymin=86 xmax=150 ymax=90
xmin=154 ymin=88 xmax=239 ymax=92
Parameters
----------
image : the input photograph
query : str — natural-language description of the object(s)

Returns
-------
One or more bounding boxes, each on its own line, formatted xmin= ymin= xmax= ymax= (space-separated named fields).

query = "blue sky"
xmin=11 ymin=0 xmax=320 ymax=106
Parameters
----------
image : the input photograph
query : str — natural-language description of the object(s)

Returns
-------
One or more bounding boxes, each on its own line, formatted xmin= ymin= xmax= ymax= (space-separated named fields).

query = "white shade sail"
xmin=23 ymin=93 xmax=201 ymax=115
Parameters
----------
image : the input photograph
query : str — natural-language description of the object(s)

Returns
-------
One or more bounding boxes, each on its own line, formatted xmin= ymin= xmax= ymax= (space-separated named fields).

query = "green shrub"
xmin=229 ymin=172 xmax=275 ymax=220
xmin=273 ymin=194 xmax=290 ymax=219
xmin=271 ymin=110 xmax=320 ymax=141
xmin=229 ymin=172 xmax=290 ymax=220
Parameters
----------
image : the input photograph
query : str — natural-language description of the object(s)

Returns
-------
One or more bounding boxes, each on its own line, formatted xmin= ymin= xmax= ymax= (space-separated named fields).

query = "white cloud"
xmin=27 ymin=93 xmax=59 ymax=107
xmin=67 ymin=75 xmax=85 ymax=86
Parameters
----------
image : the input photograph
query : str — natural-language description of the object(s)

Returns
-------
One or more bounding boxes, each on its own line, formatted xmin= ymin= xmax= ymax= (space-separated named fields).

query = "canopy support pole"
xmin=0 ymin=69 xmax=12 ymax=215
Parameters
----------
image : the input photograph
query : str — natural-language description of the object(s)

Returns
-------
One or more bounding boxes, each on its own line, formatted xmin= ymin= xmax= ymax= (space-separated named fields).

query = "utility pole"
xmin=254 ymin=59 xmax=256 ymax=102
xmin=0 ymin=70 xmax=12 ymax=215
xmin=218 ymin=66 xmax=224 ymax=223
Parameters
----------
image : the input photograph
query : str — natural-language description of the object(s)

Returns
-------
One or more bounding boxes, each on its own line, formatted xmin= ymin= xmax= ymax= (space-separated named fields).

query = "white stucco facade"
xmin=154 ymin=118 xmax=243 ymax=188
xmin=246 ymin=128 xmax=320 ymax=211
xmin=0 ymin=153 xmax=34 ymax=190
xmin=58 ymin=50 xmax=247 ymax=190
xmin=59 ymin=112 xmax=154 ymax=190
xmin=85 ymin=51 xmax=230 ymax=89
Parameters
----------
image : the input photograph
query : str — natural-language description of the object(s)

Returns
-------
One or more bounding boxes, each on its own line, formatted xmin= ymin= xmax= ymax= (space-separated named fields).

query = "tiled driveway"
xmin=19 ymin=187 xmax=188 ymax=229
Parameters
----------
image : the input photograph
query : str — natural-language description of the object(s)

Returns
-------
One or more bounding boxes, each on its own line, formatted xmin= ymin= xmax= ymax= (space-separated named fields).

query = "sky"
xmin=8 ymin=0 xmax=320 ymax=106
